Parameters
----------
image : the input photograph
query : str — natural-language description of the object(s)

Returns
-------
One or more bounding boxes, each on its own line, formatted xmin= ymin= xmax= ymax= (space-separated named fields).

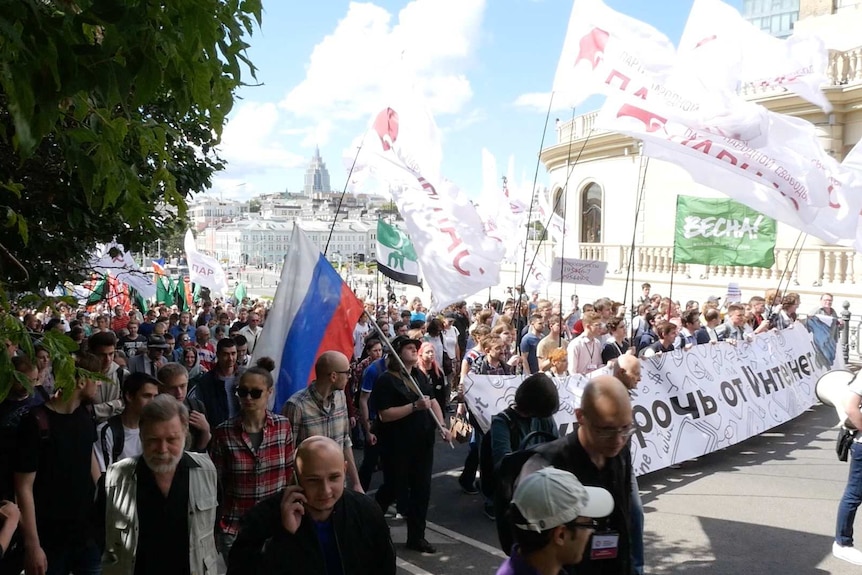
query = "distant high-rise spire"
xmin=303 ymin=146 xmax=331 ymax=197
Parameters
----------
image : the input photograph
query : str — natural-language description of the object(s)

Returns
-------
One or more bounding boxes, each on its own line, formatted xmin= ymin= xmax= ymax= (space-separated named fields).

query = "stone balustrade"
xmin=575 ymin=243 xmax=862 ymax=285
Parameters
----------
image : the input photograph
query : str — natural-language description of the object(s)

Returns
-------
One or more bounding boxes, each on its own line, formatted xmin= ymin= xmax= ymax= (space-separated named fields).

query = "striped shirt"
xmin=282 ymin=384 xmax=353 ymax=448
xmin=209 ymin=412 xmax=295 ymax=535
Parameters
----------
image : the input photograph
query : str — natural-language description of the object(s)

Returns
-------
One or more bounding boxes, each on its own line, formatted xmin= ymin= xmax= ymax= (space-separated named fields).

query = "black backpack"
xmin=478 ymin=408 xmax=517 ymax=500
xmin=493 ymin=427 xmax=565 ymax=555
xmin=100 ymin=415 xmax=126 ymax=468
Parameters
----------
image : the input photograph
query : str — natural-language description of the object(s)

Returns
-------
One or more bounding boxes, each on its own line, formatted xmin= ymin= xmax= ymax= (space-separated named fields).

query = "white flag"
xmin=679 ymin=0 xmax=831 ymax=113
xmin=524 ymin=256 xmax=551 ymax=295
xmin=600 ymin=97 xmax=851 ymax=237
xmin=476 ymin=150 xmax=529 ymax=263
xmin=537 ymin=188 xmax=572 ymax=244
xmin=90 ymin=242 xmax=156 ymax=299
xmin=554 ymin=0 xmax=770 ymax=144
xmin=553 ymin=0 xmax=676 ymax=108
xmin=352 ymin=87 xmax=504 ymax=310
xmin=184 ymin=230 xmax=229 ymax=294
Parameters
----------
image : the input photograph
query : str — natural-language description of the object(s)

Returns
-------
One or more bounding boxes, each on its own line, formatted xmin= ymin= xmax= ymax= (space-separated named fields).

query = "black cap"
xmin=146 ymin=335 xmax=170 ymax=349
xmin=390 ymin=335 xmax=421 ymax=354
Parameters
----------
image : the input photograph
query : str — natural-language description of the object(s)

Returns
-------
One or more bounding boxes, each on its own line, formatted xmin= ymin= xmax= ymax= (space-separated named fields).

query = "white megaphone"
xmin=815 ymin=369 xmax=857 ymax=427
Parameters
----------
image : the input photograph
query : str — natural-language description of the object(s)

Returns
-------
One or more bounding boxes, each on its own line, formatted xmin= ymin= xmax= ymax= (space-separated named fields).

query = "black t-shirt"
xmin=371 ymin=369 xmax=435 ymax=449
xmin=135 ymin=456 xmax=191 ymax=575
xmin=535 ymin=427 xmax=632 ymax=575
xmin=119 ymin=335 xmax=148 ymax=357
xmin=14 ymin=404 xmax=97 ymax=549
xmin=0 ymin=393 xmax=46 ymax=500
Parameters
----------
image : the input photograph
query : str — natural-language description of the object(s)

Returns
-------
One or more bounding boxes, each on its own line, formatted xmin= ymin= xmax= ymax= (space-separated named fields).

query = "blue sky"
xmin=209 ymin=0 xmax=743 ymax=203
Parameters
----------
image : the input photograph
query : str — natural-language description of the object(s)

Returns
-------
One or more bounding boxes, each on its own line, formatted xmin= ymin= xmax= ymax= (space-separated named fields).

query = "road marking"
xmin=426 ymin=521 xmax=508 ymax=559
xmin=368 ymin=466 xmax=464 ymax=496
xmin=397 ymin=557 xmax=436 ymax=575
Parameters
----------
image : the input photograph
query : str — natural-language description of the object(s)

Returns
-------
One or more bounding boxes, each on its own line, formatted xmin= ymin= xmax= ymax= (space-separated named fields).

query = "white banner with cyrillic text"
xmin=463 ymin=325 xmax=826 ymax=476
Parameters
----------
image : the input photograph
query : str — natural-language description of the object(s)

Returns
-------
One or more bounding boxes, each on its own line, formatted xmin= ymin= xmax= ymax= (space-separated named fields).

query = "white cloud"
xmin=207 ymin=178 xmax=257 ymax=201
xmin=279 ymin=0 xmax=486 ymax=143
xmin=512 ymin=91 xmax=573 ymax=113
xmin=441 ymin=108 xmax=487 ymax=134
xmin=217 ymin=102 xmax=307 ymax=177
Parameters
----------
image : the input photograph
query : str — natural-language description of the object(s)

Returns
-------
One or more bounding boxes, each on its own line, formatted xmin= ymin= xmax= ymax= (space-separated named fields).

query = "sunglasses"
xmin=589 ymin=422 xmax=637 ymax=440
xmin=235 ymin=386 xmax=265 ymax=399
xmin=566 ymin=518 xmax=602 ymax=531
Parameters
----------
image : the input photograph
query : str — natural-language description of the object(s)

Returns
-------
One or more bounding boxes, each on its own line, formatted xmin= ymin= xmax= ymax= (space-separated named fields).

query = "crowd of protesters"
xmin=0 ymin=281 xmax=850 ymax=574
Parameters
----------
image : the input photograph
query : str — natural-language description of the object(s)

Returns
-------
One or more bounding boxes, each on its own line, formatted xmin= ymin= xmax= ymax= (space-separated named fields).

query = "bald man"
xmin=282 ymin=351 xmax=363 ymax=492
xmin=227 ymin=436 xmax=395 ymax=575
xmin=516 ymin=376 xmax=635 ymax=575
xmin=613 ymin=353 xmax=642 ymax=391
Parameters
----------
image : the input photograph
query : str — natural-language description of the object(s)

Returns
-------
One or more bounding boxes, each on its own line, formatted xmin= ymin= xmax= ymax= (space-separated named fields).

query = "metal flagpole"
xmin=362 ymin=311 xmax=453 ymax=448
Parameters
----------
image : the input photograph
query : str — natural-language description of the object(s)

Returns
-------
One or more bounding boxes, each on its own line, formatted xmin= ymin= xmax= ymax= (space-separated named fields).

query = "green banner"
xmin=376 ymin=220 xmax=421 ymax=286
xmin=674 ymin=196 xmax=776 ymax=268
xmin=156 ymin=275 xmax=172 ymax=305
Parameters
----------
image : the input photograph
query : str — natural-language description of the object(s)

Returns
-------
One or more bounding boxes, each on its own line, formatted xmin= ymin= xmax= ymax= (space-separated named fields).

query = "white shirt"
xmin=567 ymin=334 xmax=603 ymax=375
xmin=94 ymin=423 xmax=142 ymax=472
xmin=442 ymin=326 xmax=459 ymax=359
xmin=353 ymin=322 xmax=370 ymax=360
xmin=238 ymin=324 xmax=263 ymax=353
xmin=850 ymin=377 xmax=862 ymax=443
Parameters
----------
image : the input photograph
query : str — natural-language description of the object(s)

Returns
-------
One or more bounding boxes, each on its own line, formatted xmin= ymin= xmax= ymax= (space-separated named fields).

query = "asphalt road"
xmin=354 ymin=403 xmax=860 ymax=575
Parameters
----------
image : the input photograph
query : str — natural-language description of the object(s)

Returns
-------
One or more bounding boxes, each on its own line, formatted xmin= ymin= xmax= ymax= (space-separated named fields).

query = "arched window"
xmin=552 ymin=188 xmax=566 ymax=218
xmin=580 ymin=182 xmax=602 ymax=243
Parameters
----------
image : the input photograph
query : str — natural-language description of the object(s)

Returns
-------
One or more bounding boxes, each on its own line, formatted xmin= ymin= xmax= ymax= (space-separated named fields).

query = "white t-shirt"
xmin=353 ymin=322 xmax=371 ymax=359
xmin=849 ymin=377 xmax=862 ymax=443
xmin=94 ymin=422 xmax=142 ymax=472
xmin=442 ymin=326 xmax=459 ymax=359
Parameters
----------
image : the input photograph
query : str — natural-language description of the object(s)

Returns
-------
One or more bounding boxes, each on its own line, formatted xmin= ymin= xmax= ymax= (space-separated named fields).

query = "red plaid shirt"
xmin=210 ymin=411 xmax=295 ymax=535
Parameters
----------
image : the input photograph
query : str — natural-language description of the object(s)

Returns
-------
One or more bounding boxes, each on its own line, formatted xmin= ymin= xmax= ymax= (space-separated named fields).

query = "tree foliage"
xmin=0 ymin=0 xmax=261 ymax=400
xmin=0 ymin=0 xmax=261 ymax=294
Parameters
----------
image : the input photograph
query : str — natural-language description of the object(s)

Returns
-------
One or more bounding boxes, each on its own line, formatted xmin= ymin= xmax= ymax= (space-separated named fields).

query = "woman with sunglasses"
xmin=209 ymin=367 xmax=296 ymax=564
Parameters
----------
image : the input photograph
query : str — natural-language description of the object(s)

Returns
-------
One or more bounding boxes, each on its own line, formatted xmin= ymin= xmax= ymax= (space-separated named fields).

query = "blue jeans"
xmin=631 ymin=471 xmax=644 ymax=575
xmin=836 ymin=441 xmax=862 ymax=546
xmin=45 ymin=540 xmax=101 ymax=575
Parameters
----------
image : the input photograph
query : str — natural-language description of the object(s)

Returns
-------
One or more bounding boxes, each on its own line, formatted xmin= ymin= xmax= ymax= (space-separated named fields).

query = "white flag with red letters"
xmin=679 ymin=0 xmax=831 ymax=113
xmin=351 ymin=85 xmax=504 ymax=310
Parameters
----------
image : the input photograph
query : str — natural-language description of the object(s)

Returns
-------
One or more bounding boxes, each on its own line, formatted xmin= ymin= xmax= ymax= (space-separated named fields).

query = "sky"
xmin=208 ymin=0 xmax=743 ymax=203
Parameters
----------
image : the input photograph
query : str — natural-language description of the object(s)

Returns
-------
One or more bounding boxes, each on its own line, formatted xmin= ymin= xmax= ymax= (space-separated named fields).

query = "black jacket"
xmin=228 ymin=488 xmax=396 ymax=575
xmin=532 ymin=428 xmax=633 ymax=575
xmin=188 ymin=369 xmax=238 ymax=430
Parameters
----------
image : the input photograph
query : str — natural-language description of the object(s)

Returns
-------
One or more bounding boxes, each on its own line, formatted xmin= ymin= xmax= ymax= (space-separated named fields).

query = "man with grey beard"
xmin=103 ymin=394 xmax=218 ymax=575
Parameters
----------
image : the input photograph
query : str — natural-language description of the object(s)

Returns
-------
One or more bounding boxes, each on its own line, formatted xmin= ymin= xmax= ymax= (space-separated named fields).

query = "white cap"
xmin=512 ymin=468 xmax=614 ymax=532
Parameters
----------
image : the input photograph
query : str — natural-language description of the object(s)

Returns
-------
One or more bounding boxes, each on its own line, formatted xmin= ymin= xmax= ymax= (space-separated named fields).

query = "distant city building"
xmin=189 ymin=196 xmax=246 ymax=229
xmin=303 ymin=146 xmax=332 ymax=196
xmin=202 ymin=219 xmax=376 ymax=267
xmin=743 ymin=0 xmax=799 ymax=38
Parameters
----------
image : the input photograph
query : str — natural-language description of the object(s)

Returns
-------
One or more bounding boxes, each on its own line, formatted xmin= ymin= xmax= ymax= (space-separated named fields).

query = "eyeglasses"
xmin=235 ymin=386 xmax=264 ymax=399
xmin=589 ymin=422 xmax=636 ymax=440
xmin=566 ymin=519 xmax=602 ymax=531
xmin=332 ymin=370 xmax=351 ymax=375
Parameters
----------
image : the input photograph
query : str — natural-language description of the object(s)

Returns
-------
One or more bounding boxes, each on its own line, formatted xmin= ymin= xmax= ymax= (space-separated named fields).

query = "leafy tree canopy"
xmin=0 ymin=0 xmax=261 ymax=294
xmin=0 ymin=0 xmax=261 ymax=401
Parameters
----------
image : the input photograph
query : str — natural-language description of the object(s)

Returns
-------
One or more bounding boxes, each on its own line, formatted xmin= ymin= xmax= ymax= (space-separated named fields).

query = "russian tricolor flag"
xmin=252 ymin=226 xmax=365 ymax=411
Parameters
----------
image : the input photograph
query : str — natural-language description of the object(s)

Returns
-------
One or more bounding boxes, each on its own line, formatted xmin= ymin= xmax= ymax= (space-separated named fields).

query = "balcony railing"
xmin=576 ymin=244 xmax=862 ymax=285
xmin=740 ymin=45 xmax=862 ymax=97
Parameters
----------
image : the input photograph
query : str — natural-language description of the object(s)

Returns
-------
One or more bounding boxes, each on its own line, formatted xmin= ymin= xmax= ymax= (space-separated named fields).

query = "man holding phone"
xmin=227 ymin=436 xmax=395 ymax=574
